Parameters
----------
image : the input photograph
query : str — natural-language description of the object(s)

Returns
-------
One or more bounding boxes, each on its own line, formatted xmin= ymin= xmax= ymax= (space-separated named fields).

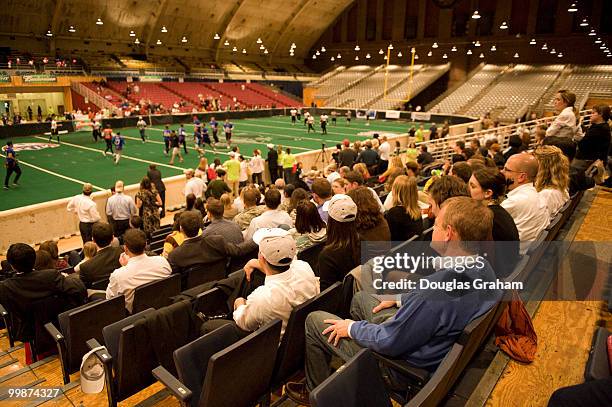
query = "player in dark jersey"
xmin=201 ymin=123 xmax=216 ymax=153
xmin=210 ymin=117 xmax=220 ymax=145
xmin=102 ymin=125 xmax=114 ymax=156
xmin=4 ymin=141 xmax=22 ymax=189
xmin=178 ymin=124 xmax=188 ymax=154
xmin=162 ymin=125 xmax=172 ymax=156
xmin=169 ymin=131 xmax=184 ymax=165
xmin=194 ymin=125 xmax=204 ymax=157
xmin=223 ymin=119 xmax=234 ymax=149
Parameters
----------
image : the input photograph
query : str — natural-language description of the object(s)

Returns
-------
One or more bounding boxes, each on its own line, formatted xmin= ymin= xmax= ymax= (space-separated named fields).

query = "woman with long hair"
xmin=546 ymin=89 xmax=583 ymax=139
xmin=220 ymin=193 xmax=239 ymax=220
xmin=384 ymin=175 xmax=423 ymax=241
xmin=378 ymin=155 xmax=404 ymax=182
xmin=575 ymin=104 xmax=611 ymax=172
xmin=286 ymin=188 xmax=309 ymax=223
xmin=194 ymin=157 xmax=209 ymax=181
xmin=534 ymin=145 xmax=570 ymax=219
xmin=318 ymin=195 xmax=360 ymax=290
xmin=347 ymin=186 xmax=391 ymax=241
xmin=353 ymin=163 xmax=371 ymax=182
xmin=135 ymin=176 xmax=162 ymax=238
xmin=291 ymin=200 xmax=327 ymax=251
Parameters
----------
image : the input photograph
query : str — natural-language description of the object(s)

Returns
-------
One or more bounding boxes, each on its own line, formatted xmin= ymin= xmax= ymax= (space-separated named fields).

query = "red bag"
xmin=207 ymin=167 xmax=217 ymax=181
xmin=494 ymin=290 xmax=538 ymax=363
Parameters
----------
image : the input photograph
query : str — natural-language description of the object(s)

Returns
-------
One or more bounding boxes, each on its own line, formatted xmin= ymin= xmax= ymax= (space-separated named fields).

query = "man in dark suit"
xmin=168 ymin=211 xmax=257 ymax=275
xmin=147 ymin=164 xmax=166 ymax=218
xmin=79 ymin=222 xmax=122 ymax=288
xmin=0 ymin=243 xmax=87 ymax=341
xmin=266 ymin=144 xmax=279 ymax=183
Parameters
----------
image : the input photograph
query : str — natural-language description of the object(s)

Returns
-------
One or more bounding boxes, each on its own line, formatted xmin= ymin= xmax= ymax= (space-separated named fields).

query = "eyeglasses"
xmin=502 ymin=167 xmax=524 ymax=174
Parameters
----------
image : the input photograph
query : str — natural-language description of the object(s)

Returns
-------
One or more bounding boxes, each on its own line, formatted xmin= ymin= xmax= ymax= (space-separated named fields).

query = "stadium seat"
xmin=153 ymin=319 xmax=282 ymax=407
xmin=309 ymin=349 xmax=393 ymax=407
xmin=584 ymin=327 xmax=612 ymax=382
xmin=151 ymin=225 xmax=173 ymax=240
xmin=131 ymin=274 xmax=181 ymax=314
xmin=297 ymin=242 xmax=325 ymax=276
xmin=44 ymin=295 xmax=126 ymax=384
xmin=181 ymin=261 xmax=227 ymax=290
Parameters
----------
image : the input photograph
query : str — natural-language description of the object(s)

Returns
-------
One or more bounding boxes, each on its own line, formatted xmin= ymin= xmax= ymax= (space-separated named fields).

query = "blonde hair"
xmin=391 ymin=175 xmax=421 ymax=220
xmin=380 ymin=156 xmax=405 ymax=179
xmin=353 ymin=163 xmax=370 ymax=180
xmin=534 ymin=145 xmax=569 ymax=193
xmin=332 ymin=177 xmax=348 ymax=191
xmin=220 ymin=193 xmax=234 ymax=209
xmin=83 ymin=241 xmax=98 ymax=259
xmin=198 ymin=157 xmax=208 ymax=170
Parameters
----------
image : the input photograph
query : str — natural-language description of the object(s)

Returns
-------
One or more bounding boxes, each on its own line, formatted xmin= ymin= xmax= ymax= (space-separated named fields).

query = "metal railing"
xmin=70 ymin=81 xmax=120 ymax=114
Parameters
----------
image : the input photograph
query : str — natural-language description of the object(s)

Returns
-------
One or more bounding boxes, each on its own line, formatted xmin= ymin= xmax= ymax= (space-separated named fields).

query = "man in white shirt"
xmin=106 ymin=180 xmax=137 ymax=240
xmin=67 ymin=183 xmax=101 ymax=244
xmin=136 ymin=116 xmax=147 ymax=142
xmin=184 ymin=169 xmax=206 ymax=199
xmin=244 ymin=189 xmax=293 ymax=240
xmin=290 ymin=108 xmax=297 ymax=125
xmin=501 ymin=153 xmax=549 ymax=252
xmin=106 ymin=229 xmax=172 ymax=312
xmin=378 ymin=135 xmax=391 ymax=173
xmin=204 ymin=228 xmax=319 ymax=337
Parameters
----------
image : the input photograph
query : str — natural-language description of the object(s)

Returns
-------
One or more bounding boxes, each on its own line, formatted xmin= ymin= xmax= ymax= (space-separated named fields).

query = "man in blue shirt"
xmin=286 ymin=197 xmax=502 ymax=403
xmin=4 ymin=141 xmax=22 ymax=189
xmin=223 ymin=119 xmax=233 ymax=149
xmin=209 ymin=116 xmax=219 ymax=145
xmin=178 ymin=124 xmax=188 ymax=154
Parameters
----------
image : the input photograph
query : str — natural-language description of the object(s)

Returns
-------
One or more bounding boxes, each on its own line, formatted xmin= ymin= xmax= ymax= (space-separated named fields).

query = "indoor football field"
xmin=0 ymin=115 xmax=419 ymax=211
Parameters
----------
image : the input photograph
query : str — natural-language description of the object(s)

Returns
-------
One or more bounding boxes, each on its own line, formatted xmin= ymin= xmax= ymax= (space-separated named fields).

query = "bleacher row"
xmin=0 ymin=189 xmax=585 ymax=406
xmin=80 ymin=80 xmax=300 ymax=112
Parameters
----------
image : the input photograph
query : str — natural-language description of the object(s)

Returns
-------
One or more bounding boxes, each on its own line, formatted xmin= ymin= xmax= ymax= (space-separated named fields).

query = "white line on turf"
xmin=241 ymin=118 xmax=409 ymax=138
xmin=33 ymin=136 xmax=187 ymax=172
xmin=0 ymin=153 xmax=105 ymax=191
xmin=262 ymin=117 xmax=414 ymax=132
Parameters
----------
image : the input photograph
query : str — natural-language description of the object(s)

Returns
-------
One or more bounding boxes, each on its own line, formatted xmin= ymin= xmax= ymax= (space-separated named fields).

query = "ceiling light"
xmin=557 ymin=53 xmax=563 ymax=58
xmin=595 ymin=38 xmax=602 ymax=44
xmin=388 ymin=44 xmax=394 ymax=50
xmin=589 ymin=29 xmax=596 ymax=36
xmin=355 ymin=45 xmax=360 ymax=51
xmin=384 ymin=55 xmax=387 ymax=60
xmin=291 ymin=43 xmax=296 ymax=48
xmin=256 ymin=38 xmax=262 ymax=44
xmin=500 ymin=21 xmax=508 ymax=30
xmin=366 ymin=53 xmax=371 ymax=59
xmin=472 ymin=10 xmax=481 ymax=19
xmin=46 ymin=30 xmax=53 ymax=37
xmin=397 ymin=51 xmax=402 ymax=57
xmin=432 ymin=42 xmax=438 ymax=48
xmin=232 ymin=46 xmax=237 ymax=52
xmin=224 ymin=40 xmax=230 ymax=46
xmin=355 ymin=56 xmax=359 ymax=61
xmin=427 ymin=51 xmax=432 ymax=57
xmin=451 ymin=46 xmax=457 ymax=52
xmin=474 ymin=41 xmax=481 ymax=47
xmin=156 ymin=39 xmax=162 ymax=45
xmin=321 ymin=46 xmax=326 ymax=52
xmin=129 ymin=30 xmax=135 ymax=37
xmin=600 ymin=44 xmax=607 ymax=49
xmin=414 ymin=54 xmax=419 ymax=60
xmin=181 ymin=36 xmax=187 ymax=43
xmin=331 ymin=57 xmax=335 ymax=61
xmin=550 ymin=48 xmax=556 ymax=54
xmin=467 ymin=49 xmax=473 ymax=55
xmin=161 ymin=26 xmax=168 ymax=33
xmin=568 ymin=2 xmax=577 ymax=12
xmin=337 ymin=53 xmax=341 ymax=59
xmin=260 ymin=44 xmax=265 ymax=50
xmin=242 ymin=48 xmax=247 ymax=54
xmin=479 ymin=53 xmax=484 ymax=58
xmin=96 ymin=18 xmax=103 ymax=25
xmin=68 ymin=26 xmax=76 ymax=33
xmin=379 ymin=49 xmax=384 ymax=54
xmin=214 ymin=33 xmax=220 ymax=40
xmin=134 ymin=38 xmax=140 ymax=44
xmin=442 ymin=53 xmax=448 ymax=59
xmin=542 ymin=43 xmax=548 ymax=50
xmin=316 ymin=50 xmax=320 ymax=55
xmin=490 ymin=45 xmax=497 ymax=51
xmin=580 ymin=19 xmax=588 ymax=27
xmin=514 ymin=52 xmax=519 ymax=58
xmin=312 ymin=55 xmax=316 ymax=59
xmin=529 ymin=38 xmax=536 ymax=45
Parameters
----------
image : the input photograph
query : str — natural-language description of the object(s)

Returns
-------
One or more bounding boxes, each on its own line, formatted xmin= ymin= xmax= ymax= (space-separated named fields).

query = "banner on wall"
xmin=0 ymin=71 xmax=10 ymax=82
xmin=411 ymin=112 xmax=431 ymax=121
xmin=22 ymin=74 xmax=57 ymax=83
xmin=385 ymin=110 xmax=401 ymax=119
xmin=139 ymin=75 xmax=162 ymax=82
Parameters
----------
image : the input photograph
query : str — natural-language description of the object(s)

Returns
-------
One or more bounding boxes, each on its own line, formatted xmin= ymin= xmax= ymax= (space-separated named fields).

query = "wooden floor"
xmin=486 ymin=188 xmax=612 ymax=407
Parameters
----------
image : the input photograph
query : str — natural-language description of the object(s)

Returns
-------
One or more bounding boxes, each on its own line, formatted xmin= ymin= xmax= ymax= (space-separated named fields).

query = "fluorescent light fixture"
xmin=479 ymin=53 xmax=484 ymax=58
xmin=68 ymin=26 xmax=76 ymax=33
xmin=432 ymin=42 xmax=438 ymax=48
xmin=181 ymin=36 xmax=187 ymax=43
xmin=542 ymin=43 xmax=548 ymax=50
xmin=331 ymin=57 xmax=335 ymax=61
xmin=96 ymin=18 xmax=103 ymax=25
xmin=500 ymin=21 xmax=508 ymax=30
xmin=514 ymin=52 xmax=519 ymax=58
xmin=366 ymin=53 xmax=371 ymax=59
xmin=242 ymin=48 xmax=247 ymax=54
xmin=568 ymin=3 xmax=577 ymax=12
xmin=156 ymin=39 xmax=162 ymax=45
xmin=529 ymin=38 xmax=536 ymax=45
xmin=490 ymin=45 xmax=497 ymax=51
xmin=580 ymin=19 xmax=588 ymax=27
xmin=161 ymin=26 xmax=168 ymax=33
xmin=321 ymin=46 xmax=326 ymax=52
xmin=427 ymin=51 xmax=432 ymax=57
xmin=472 ymin=10 xmax=481 ymax=19
xmin=451 ymin=46 xmax=457 ymax=52
xmin=129 ymin=30 xmax=135 ymax=37
xmin=442 ymin=53 xmax=448 ymax=59
xmin=355 ymin=45 xmax=360 ymax=51
xmin=397 ymin=51 xmax=402 ymax=57
xmin=467 ymin=49 xmax=473 ymax=55
xmin=256 ymin=38 xmax=262 ymax=44
xmin=379 ymin=49 xmax=384 ymax=54
xmin=355 ymin=55 xmax=359 ymax=60
xmin=214 ymin=33 xmax=220 ymax=40
xmin=46 ymin=30 xmax=53 ymax=37
xmin=134 ymin=38 xmax=140 ymax=44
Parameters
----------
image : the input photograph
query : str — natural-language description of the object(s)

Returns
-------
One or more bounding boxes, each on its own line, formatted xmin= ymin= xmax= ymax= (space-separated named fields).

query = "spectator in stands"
xmin=168 ymin=211 xmax=256 ymax=275
xmin=379 ymin=156 xmax=405 ymax=183
xmin=426 ymin=175 xmax=470 ymax=219
xmin=405 ymin=161 xmax=419 ymax=178
xmin=244 ymin=189 xmax=293 ymax=240
xmin=194 ymin=157 xmax=209 ymax=182
xmin=502 ymin=135 xmax=525 ymax=163
xmin=106 ymin=229 xmax=171 ymax=312
xmin=317 ymin=194 xmax=360 ymax=290
xmin=429 ymin=123 xmax=438 ymax=140
xmin=534 ymin=146 xmax=570 ymax=219
xmin=548 ymin=378 xmax=612 ymax=407
xmin=163 ymin=213 xmax=189 ymax=258
xmin=348 ymin=186 xmax=391 ymax=242
xmin=286 ymin=188 xmax=310 ymax=224
xmin=38 ymin=241 xmax=69 ymax=270
xmin=286 ymin=197 xmax=502 ymax=403
xmin=202 ymin=197 xmax=243 ymax=243
xmin=205 ymin=168 xmax=232 ymax=199
xmin=325 ymin=163 xmax=341 ymax=184
xmin=79 ymin=222 xmax=122 ymax=288
xmin=546 ymin=90 xmax=582 ymax=139
xmin=74 ymin=242 xmax=98 ymax=274
xmin=0 ymin=243 xmax=87 ymax=341
xmin=331 ymin=178 xmax=348 ymax=195
xmin=290 ymin=200 xmax=327 ymax=252
xmin=184 ymin=168 xmax=206 ymax=200
xmin=66 ymin=183 xmax=101 ymax=244
xmin=203 ymin=228 xmax=319 ymax=338
xmin=311 ymin=178 xmax=333 ymax=223
xmin=385 ymin=175 xmax=424 ymax=241
xmin=356 ymin=140 xmax=379 ymax=174
xmin=217 ymin=193 xmax=237 ymax=220
xmin=542 ymin=136 xmax=595 ymax=195
xmin=135 ymin=176 xmax=162 ymax=240
xmin=234 ymin=187 xmax=265 ymax=231
xmin=266 ymin=144 xmax=280 ymax=183
xmin=417 ymin=145 xmax=434 ymax=166
xmin=501 ymin=153 xmax=549 ymax=251
xmin=575 ymin=104 xmax=611 ymax=171
xmin=250 ymin=149 xmax=265 ymax=185
xmin=147 ymin=164 xmax=166 ymax=218
xmin=450 ymin=161 xmax=473 ymax=183
xmin=278 ymin=183 xmax=295 ymax=212
xmin=34 ymin=249 xmax=57 ymax=271
xmin=378 ymin=136 xmax=391 ymax=173
xmin=106 ymin=181 xmax=137 ymax=240
xmin=353 ymin=163 xmax=371 ymax=183
xmin=344 ymin=170 xmax=385 ymax=213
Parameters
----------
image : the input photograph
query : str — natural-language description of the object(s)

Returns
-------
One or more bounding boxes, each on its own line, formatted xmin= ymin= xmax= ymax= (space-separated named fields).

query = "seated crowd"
xmin=0 ymin=97 xmax=609 ymax=405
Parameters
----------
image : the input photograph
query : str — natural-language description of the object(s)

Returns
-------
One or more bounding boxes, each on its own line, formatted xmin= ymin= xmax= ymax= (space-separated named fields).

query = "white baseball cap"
xmin=252 ymin=228 xmax=296 ymax=267
xmin=327 ymin=194 xmax=357 ymax=223
xmin=80 ymin=347 xmax=106 ymax=393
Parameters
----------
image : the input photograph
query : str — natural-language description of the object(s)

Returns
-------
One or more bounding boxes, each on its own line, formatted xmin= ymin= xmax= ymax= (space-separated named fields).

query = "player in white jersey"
xmin=290 ymin=108 xmax=297 ymax=125
xmin=137 ymin=116 xmax=147 ymax=142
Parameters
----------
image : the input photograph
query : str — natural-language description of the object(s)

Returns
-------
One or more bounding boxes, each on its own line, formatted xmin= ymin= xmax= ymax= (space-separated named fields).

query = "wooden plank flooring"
xmin=486 ymin=189 xmax=612 ymax=407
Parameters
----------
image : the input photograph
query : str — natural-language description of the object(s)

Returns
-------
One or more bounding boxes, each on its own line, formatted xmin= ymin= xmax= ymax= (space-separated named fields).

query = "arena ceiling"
xmin=0 ymin=0 xmax=354 ymax=61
